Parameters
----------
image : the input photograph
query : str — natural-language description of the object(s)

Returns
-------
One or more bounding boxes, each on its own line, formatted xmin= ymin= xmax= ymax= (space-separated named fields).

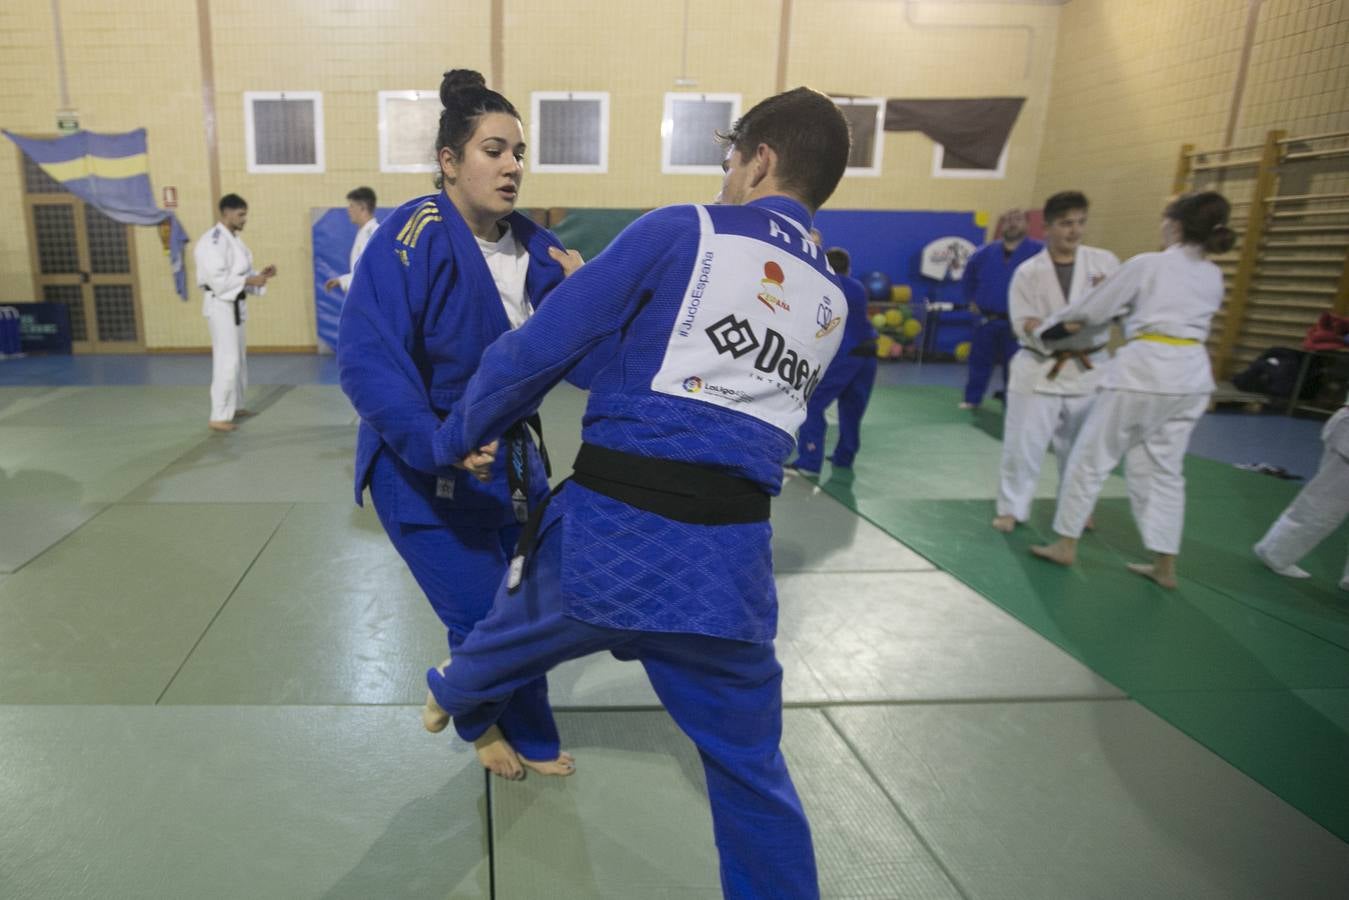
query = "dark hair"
xmin=435 ymin=69 xmax=519 ymax=187
xmin=825 ymin=247 xmax=851 ymax=276
xmin=717 ymin=87 xmax=851 ymax=211
xmin=219 ymin=193 xmax=247 ymax=213
xmin=1165 ymin=191 xmax=1235 ymax=254
xmin=1043 ymin=190 xmax=1088 ymax=224
xmin=346 ymin=186 xmax=376 ymax=212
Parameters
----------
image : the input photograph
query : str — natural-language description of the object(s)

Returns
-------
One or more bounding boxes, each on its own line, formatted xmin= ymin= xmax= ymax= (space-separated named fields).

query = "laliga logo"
xmin=682 ymin=376 xmax=703 ymax=393
xmin=756 ymin=261 xmax=792 ymax=313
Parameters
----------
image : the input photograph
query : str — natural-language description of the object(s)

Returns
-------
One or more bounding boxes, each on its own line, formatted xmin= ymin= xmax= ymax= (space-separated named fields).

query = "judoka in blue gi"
xmin=423 ymin=87 xmax=853 ymax=899
xmin=338 ymin=70 xmax=583 ymax=781
xmin=959 ymin=208 xmax=1043 ymax=409
xmin=789 ymin=244 xmax=879 ymax=474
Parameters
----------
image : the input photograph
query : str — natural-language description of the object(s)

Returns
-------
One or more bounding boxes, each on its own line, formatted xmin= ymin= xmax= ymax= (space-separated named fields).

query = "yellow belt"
xmin=1131 ymin=333 xmax=1200 ymax=346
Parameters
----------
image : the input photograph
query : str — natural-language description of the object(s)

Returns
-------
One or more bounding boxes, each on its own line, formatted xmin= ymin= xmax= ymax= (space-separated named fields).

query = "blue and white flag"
xmin=3 ymin=128 xmax=191 ymax=299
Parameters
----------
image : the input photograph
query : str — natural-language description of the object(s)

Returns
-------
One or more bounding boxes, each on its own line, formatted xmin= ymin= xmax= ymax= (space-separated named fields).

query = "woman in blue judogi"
xmin=423 ymin=87 xmax=852 ymax=899
xmin=338 ymin=70 xmax=581 ymax=780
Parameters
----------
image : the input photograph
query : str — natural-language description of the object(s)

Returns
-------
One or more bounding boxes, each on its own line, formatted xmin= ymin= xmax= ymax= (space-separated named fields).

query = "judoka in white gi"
xmin=1255 ymin=400 xmax=1349 ymax=589
xmin=993 ymin=191 xmax=1119 ymax=532
xmin=193 ymin=193 xmax=276 ymax=432
xmin=324 ymin=186 xmax=379 ymax=294
xmin=1030 ymin=191 xmax=1235 ymax=588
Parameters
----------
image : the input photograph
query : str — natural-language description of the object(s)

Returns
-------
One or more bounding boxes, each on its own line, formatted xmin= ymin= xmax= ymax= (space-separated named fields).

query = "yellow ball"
xmin=974 ymin=210 xmax=990 ymax=228
xmin=883 ymin=309 xmax=903 ymax=328
xmin=903 ymin=318 xmax=923 ymax=338
xmin=875 ymin=334 xmax=894 ymax=357
xmin=955 ymin=341 xmax=972 ymax=362
xmin=870 ymin=313 xmax=887 ymax=330
xmin=890 ymin=284 xmax=912 ymax=302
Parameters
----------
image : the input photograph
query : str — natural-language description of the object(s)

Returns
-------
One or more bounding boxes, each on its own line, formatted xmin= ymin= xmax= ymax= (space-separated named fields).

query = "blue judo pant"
xmin=794 ymin=355 xmax=877 ymax=472
xmin=963 ymin=316 xmax=1018 ymax=406
xmin=427 ymin=501 xmax=819 ymax=900
xmin=370 ymin=474 xmax=561 ymax=763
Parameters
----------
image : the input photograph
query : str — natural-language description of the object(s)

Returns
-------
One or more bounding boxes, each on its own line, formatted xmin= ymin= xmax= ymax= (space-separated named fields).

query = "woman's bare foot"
xmin=991 ymin=514 xmax=1017 ymax=533
xmin=1030 ymin=537 xmax=1078 ymax=566
xmin=520 ymin=751 xmax=576 ymax=778
xmin=1127 ymin=562 xmax=1177 ymax=589
xmin=474 ymin=725 xmax=524 ymax=780
xmin=423 ymin=658 xmax=451 ymax=733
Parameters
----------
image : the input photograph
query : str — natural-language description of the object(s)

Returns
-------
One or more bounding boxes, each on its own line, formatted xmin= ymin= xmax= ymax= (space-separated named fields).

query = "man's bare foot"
xmin=1031 ymin=539 xmax=1077 ymax=567
xmin=992 ymin=514 xmax=1017 ymax=533
xmin=1127 ymin=562 xmax=1177 ymax=589
xmin=474 ymin=725 xmax=524 ymax=780
xmin=207 ymin=420 xmax=236 ymax=432
xmin=520 ymin=751 xmax=576 ymax=778
xmin=423 ymin=658 xmax=451 ymax=733
xmin=1085 ymin=515 xmax=1096 ymax=531
xmin=233 ymin=408 xmax=254 ymax=419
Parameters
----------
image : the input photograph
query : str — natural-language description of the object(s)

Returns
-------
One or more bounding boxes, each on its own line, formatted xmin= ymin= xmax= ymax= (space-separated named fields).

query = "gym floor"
xmin=1 ymin=354 xmax=1346 ymax=898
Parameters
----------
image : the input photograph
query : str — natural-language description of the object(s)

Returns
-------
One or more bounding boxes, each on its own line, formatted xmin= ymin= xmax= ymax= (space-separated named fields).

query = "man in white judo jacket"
xmin=993 ymin=191 xmax=1119 ymax=532
xmin=1256 ymin=398 xmax=1349 ymax=589
xmin=194 ymin=193 xmax=276 ymax=432
xmin=324 ymin=186 xmax=379 ymax=294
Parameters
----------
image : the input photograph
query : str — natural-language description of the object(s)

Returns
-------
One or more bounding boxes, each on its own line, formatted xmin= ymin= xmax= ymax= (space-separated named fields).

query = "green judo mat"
xmin=810 ymin=385 xmax=1349 ymax=842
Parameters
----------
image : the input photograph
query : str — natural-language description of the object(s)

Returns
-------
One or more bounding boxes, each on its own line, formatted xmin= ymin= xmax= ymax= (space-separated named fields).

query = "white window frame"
xmin=833 ymin=97 xmax=886 ymax=177
xmin=244 ymin=91 xmax=324 ymax=174
xmin=529 ymin=91 xmax=610 ymax=174
xmin=932 ymin=143 xmax=1008 ymax=179
xmin=378 ymin=90 xmax=441 ymax=174
xmin=661 ymin=92 xmax=742 ymax=175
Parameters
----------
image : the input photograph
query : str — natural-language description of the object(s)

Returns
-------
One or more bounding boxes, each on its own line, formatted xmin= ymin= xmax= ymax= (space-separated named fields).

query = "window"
xmin=530 ymin=92 xmax=609 ymax=174
xmin=932 ymin=143 xmax=1008 ymax=179
xmin=833 ymin=97 xmax=886 ymax=177
xmin=244 ymin=91 xmax=324 ymax=173
xmin=661 ymin=93 xmax=741 ymax=174
xmin=379 ymin=90 xmax=442 ymax=174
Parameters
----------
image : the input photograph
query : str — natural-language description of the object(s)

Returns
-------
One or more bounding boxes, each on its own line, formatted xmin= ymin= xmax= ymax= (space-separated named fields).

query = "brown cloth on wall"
xmin=884 ymin=97 xmax=1026 ymax=170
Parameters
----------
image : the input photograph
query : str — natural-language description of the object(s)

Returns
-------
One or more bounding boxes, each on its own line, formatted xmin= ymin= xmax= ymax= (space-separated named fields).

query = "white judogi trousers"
xmin=1052 ymin=389 xmax=1209 ymax=554
xmin=207 ymin=300 xmax=247 ymax=422
xmin=1255 ymin=407 xmax=1349 ymax=584
xmin=997 ymin=390 xmax=1095 ymax=522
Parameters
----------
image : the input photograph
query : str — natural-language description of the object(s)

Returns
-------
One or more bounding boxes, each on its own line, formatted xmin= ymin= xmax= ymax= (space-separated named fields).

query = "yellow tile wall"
xmin=1035 ymin=0 xmax=1349 ymax=260
xmin=10 ymin=1 xmax=1341 ymax=350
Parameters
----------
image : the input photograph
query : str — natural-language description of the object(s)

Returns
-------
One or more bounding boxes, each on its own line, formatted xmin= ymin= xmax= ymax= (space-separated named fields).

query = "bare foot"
xmin=1085 ymin=515 xmax=1096 ymax=531
xmin=207 ymin=420 xmax=236 ymax=432
xmin=991 ymin=514 xmax=1017 ymax=533
xmin=233 ymin=408 xmax=254 ymax=419
xmin=474 ymin=725 xmax=524 ymax=780
xmin=422 ymin=658 xmax=451 ymax=733
xmin=520 ymin=751 xmax=576 ymax=778
xmin=1030 ymin=539 xmax=1076 ymax=567
xmin=1127 ymin=563 xmax=1177 ymax=589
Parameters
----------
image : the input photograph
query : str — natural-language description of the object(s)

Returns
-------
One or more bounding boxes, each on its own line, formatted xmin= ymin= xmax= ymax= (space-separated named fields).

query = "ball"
xmin=887 ymin=342 xmax=904 ymax=359
xmin=862 ymin=271 xmax=892 ymax=303
xmin=903 ymin=318 xmax=923 ymax=338
xmin=884 ymin=309 xmax=904 ymax=328
xmin=870 ymin=312 xmax=888 ymax=330
xmin=890 ymin=284 xmax=912 ymax=302
xmin=875 ymin=334 xmax=894 ymax=357
xmin=954 ymin=341 xmax=972 ymax=362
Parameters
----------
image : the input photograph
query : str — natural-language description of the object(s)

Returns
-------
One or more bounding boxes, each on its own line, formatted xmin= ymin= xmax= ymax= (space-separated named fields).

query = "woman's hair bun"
xmin=440 ymin=69 xmax=487 ymax=106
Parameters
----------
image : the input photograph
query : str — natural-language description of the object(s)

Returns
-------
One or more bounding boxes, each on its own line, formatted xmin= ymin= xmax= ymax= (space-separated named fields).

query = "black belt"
xmin=850 ymin=341 xmax=877 ymax=357
xmin=502 ymin=413 xmax=550 ymax=525
xmin=1044 ymin=346 xmax=1106 ymax=380
xmin=979 ymin=310 xmax=1009 ymax=321
xmin=506 ymin=442 xmax=770 ymax=591
xmin=233 ymin=291 xmax=246 ymax=326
